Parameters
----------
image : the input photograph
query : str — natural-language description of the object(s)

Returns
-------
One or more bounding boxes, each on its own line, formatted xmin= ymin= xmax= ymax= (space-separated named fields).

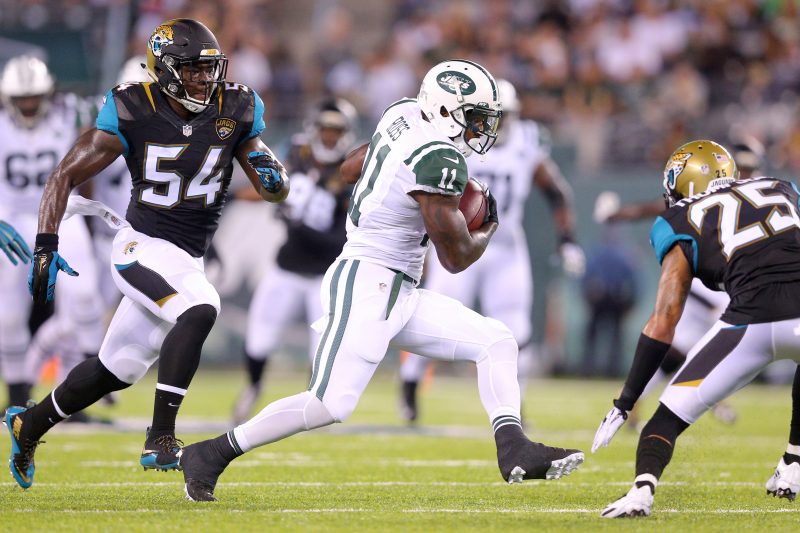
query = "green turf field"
xmin=1 ymin=369 xmax=798 ymax=532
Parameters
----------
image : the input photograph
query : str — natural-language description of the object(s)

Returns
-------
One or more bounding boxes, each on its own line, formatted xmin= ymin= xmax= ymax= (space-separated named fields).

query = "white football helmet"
xmin=305 ymin=97 xmax=358 ymax=164
xmin=117 ymin=55 xmax=150 ymax=85
xmin=494 ymin=79 xmax=520 ymax=146
xmin=417 ymin=59 xmax=502 ymax=156
xmin=0 ymin=55 xmax=54 ymax=129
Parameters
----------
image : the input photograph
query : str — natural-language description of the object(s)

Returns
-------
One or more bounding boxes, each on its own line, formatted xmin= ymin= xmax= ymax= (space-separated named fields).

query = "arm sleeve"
xmin=403 ymin=143 xmax=468 ymax=196
xmin=650 ymin=215 xmax=698 ymax=272
xmin=96 ymin=90 xmax=129 ymax=156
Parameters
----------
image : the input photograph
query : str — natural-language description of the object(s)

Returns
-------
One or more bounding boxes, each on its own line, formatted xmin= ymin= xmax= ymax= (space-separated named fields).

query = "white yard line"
xmin=8 ymin=508 xmax=800 ymax=515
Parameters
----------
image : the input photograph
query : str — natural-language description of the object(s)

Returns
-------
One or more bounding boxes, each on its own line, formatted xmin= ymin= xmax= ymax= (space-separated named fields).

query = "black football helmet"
xmin=145 ymin=19 xmax=227 ymax=113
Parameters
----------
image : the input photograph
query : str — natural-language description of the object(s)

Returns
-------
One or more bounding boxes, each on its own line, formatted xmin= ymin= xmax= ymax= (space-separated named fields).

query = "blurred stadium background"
xmin=3 ymin=0 xmax=799 ymax=382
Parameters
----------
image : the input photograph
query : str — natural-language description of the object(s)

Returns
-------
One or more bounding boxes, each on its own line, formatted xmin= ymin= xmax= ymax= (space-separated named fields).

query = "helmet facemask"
xmin=155 ymin=54 xmax=227 ymax=113
xmin=450 ymin=104 xmax=501 ymax=155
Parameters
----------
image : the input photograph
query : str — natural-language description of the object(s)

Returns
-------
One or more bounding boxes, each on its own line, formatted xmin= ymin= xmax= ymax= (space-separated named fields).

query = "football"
xmin=459 ymin=178 xmax=488 ymax=231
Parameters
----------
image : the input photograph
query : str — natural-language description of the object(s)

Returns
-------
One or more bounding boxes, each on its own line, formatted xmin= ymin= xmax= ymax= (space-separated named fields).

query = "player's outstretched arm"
xmin=606 ymin=198 xmax=665 ymax=222
xmin=236 ymin=137 xmax=290 ymax=203
xmin=38 ymin=128 xmax=123 ymax=234
xmin=340 ymin=143 xmax=369 ymax=185
xmin=412 ymin=191 xmax=497 ymax=274
xmin=533 ymin=156 xmax=584 ymax=275
xmin=593 ymin=246 xmax=692 ymax=452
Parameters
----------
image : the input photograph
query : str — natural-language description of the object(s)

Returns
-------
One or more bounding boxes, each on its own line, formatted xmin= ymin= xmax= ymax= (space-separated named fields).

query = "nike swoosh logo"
xmin=168 ymin=403 xmax=181 ymax=407
xmin=442 ymin=156 xmax=460 ymax=163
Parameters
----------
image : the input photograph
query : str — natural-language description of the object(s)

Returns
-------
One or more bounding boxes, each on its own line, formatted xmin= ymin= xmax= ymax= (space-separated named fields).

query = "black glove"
xmin=247 ymin=150 xmax=284 ymax=193
xmin=484 ymin=188 xmax=499 ymax=225
xmin=28 ymin=233 xmax=78 ymax=304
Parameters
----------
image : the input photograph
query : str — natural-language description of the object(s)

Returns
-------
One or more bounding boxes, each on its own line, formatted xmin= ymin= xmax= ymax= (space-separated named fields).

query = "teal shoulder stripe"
xmin=381 ymin=98 xmax=416 ymax=117
xmin=650 ymin=216 xmax=698 ymax=272
xmin=403 ymin=141 xmax=459 ymax=166
xmin=308 ymin=260 xmax=347 ymax=390
xmin=460 ymin=59 xmax=497 ymax=100
xmin=316 ymin=260 xmax=360 ymax=400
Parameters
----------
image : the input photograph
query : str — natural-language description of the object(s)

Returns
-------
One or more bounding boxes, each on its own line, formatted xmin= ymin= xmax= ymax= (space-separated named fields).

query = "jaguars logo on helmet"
xmin=663 ymin=140 xmax=738 ymax=207
xmin=145 ymin=19 xmax=228 ymax=114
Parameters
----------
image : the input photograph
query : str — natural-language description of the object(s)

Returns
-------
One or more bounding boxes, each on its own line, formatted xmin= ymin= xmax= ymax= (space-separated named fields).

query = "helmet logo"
xmin=712 ymin=152 xmax=730 ymax=164
xmin=215 ymin=118 xmax=237 ymax=140
xmin=436 ymin=71 xmax=476 ymax=96
xmin=664 ymin=151 xmax=692 ymax=188
xmin=149 ymin=24 xmax=174 ymax=58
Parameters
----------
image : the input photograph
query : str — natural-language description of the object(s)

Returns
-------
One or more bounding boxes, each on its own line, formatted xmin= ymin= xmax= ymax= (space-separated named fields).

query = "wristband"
xmin=34 ymin=233 xmax=59 ymax=252
xmin=615 ymin=333 xmax=671 ymax=411
xmin=558 ymin=233 xmax=576 ymax=246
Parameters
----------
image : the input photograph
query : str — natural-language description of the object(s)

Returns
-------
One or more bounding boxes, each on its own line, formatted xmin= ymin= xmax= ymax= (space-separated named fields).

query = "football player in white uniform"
xmin=0 ymin=55 xmax=104 ymax=408
xmin=232 ymin=98 xmax=357 ymax=424
xmin=398 ymin=79 xmax=584 ymax=423
xmin=179 ymin=60 xmax=584 ymax=502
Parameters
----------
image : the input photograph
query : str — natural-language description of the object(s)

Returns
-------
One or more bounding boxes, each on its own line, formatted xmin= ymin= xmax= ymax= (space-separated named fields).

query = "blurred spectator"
xmin=581 ymin=227 xmax=639 ymax=377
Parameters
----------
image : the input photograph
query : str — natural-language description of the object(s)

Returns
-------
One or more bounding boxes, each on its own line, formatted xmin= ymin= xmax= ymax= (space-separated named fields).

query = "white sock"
xmin=233 ymin=391 xmax=335 ymax=452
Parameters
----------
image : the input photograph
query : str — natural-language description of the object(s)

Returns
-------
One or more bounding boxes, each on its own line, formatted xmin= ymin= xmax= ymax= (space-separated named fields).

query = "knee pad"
xmin=482 ymin=333 xmax=519 ymax=367
xmin=301 ymin=391 xmax=337 ymax=428
xmin=178 ymin=304 xmax=217 ymax=333
xmin=321 ymin=389 xmax=360 ymax=423
xmin=100 ymin=344 xmax=158 ymax=384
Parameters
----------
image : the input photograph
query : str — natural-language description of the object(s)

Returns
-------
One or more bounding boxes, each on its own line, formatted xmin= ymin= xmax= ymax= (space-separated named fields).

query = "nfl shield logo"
xmin=215 ymin=118 xmax=237 ymax=140
xmin=182 ymin=124 xmax=192 ymax=137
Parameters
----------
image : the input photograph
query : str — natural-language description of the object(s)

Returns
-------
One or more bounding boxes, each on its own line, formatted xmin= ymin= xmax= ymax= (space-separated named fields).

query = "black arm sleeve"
xmin=614 ymin=333 xmax=672 ymax=411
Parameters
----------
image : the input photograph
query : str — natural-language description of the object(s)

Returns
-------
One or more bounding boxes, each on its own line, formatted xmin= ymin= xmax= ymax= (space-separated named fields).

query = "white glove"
xmin=593 ymin=191 xmax=620 ymax=223
xmin=560 ymin=242 xmax=585 ymax=277
xmin=592 ymin=406 xmax=628 ymax=453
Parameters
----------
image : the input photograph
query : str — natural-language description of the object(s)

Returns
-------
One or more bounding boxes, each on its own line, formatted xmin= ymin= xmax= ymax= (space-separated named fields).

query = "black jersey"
xmin=275 ymin=138 xmax=351 ymax=275
xmin=96 ymin=81 xmax=265 ymax=257
xmin=650 ymin=177 xmax=800 ymax=324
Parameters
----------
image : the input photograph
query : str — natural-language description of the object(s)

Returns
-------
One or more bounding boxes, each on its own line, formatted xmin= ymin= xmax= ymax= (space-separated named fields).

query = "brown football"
xmin=459 ymin=178 xmax=487 ymax=231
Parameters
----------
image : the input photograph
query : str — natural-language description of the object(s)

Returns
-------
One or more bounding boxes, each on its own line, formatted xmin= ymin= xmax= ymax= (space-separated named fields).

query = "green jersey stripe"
xmin=403 ymin=141 xmax=461 ymax=168
xmin=316 ymin=259 xmax=360 ymax=400
xmin=308 ymin=260 xmax=347 ymax=389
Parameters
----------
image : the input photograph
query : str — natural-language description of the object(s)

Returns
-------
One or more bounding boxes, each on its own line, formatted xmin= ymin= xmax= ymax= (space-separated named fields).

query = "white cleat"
xmin=545 ymin=451 xmax=584 ymax=480
xmin=601 ymin=484 xmax=654 ymax=518
xmin=766 ymin=458 xmax=800 ymax=502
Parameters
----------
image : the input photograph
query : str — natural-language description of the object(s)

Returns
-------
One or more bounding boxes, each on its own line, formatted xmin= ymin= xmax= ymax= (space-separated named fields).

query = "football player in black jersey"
xmin=4 ymin=19 xmax=289 ymax=489
xmin=592 ymin=140 xmax=800 ymax=517
xmin=232 ymin=98 xmax=357 ymax=424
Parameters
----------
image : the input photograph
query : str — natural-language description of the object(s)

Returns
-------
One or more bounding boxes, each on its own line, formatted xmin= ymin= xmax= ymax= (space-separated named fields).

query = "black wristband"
xmin=34 ymin=233 xmax=59 ymax=252
xmin=615 ymin=333 xmax=672 ymax=411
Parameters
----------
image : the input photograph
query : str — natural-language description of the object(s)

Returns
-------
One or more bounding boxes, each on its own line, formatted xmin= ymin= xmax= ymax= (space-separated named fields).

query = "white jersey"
xmin=0 ymin=94 xmax=89 ymax=217
xmin=468 ymin=119 xmax=548 ymax=245
xmin=340 ymin=98 xmax=469 ymax=281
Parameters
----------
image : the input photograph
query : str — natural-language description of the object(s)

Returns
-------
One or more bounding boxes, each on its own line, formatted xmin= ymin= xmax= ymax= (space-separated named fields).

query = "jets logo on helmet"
xmin=436 ymin=71 xmax=477 ymax=96
xmin=662 ymin=140 xmax=738 ymax=207
xmin=418 ymin=59 xmax=502 ymax=156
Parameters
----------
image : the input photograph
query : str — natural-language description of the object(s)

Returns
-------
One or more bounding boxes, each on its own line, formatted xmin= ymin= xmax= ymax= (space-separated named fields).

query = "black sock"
xmin=493 ymin=417 xmax=525 ymax=450
xmin=152 ymin=305 xmax=217 ymax=434
xmin=401 ymin=380 xmax=418 ymax=413
xmin=245 ymin=352 xmax=267 ymax=388
xmin=784 ymin=452 xmax=800 ymax=465
xmin=635 ymin=403 xmax=689 ymax=480
xmin=8 ymin=382 xmax=32 ymax=407
xmin=26 ymin=393 xmax=66 ymax=442
xmin=789 ymin=365 xmax=800 ymax=446
xmin=52 ymin=358 xmax=129 ymax=414
xmin=150 ymin=388 xmax=184 ymax=435
xmin=209 ymin=431 xmax=245 ymax=463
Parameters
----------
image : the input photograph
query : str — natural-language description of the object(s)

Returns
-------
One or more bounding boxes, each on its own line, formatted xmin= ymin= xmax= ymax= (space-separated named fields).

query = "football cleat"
xmin=181 ymin=441 xmax=228 ymax=502
xmin=601 ymin=484 xmax=654 ymax=518
xmin=140 ymin=427 xmax=184 ymax=471
xmin=766 ymin=457 xmax=800 ymax=502
xmin=232 ymin=384 xmax=260 ymax=426
xmin=4 ymin=405 xmax=43 ymax=489
xmin=498 ymin=440 xmax=584 ymax=482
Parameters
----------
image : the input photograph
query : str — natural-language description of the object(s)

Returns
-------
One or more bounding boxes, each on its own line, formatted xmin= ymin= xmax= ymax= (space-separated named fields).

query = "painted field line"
xmin=0 ymin=480 xmax=766 ymax=488
xmin=8 ymin=508 xmax=800 ymax=515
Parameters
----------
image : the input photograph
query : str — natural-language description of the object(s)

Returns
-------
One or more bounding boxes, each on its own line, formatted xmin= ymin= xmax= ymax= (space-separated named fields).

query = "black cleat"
xmin=180 ymin=441 xmax=229 ymax=502
xmin=498 ymin=439 xmax=584 ymax=483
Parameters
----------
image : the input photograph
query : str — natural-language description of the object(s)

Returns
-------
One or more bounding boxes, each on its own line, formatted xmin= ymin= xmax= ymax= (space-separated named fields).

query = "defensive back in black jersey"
xmin=275 ymin=139 xmax=351 ymax=275
xmin=651 ymin=177 xmax=800 ymax=324
xmin=96 ymin=81 xmax=265 ymax=257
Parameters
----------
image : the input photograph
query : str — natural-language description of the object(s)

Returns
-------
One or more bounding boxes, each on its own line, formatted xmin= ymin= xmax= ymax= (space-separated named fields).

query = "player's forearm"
xmin=37 ymin=171 xmax=74 ymax=234
xmin=615 ymin=332 xmax=672 ymax=411
xmin=552 ymin=206 xmax=576 ymax=242
xmin=257 ymin=176 xmax=290 ymax=203
xmin=435 ymin=222 xmax=497 ymax=273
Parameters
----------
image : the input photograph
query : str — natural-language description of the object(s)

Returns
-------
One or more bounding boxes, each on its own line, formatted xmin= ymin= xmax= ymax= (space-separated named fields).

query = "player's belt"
xmin=389 ymin=268 xmax=417 ymax=286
